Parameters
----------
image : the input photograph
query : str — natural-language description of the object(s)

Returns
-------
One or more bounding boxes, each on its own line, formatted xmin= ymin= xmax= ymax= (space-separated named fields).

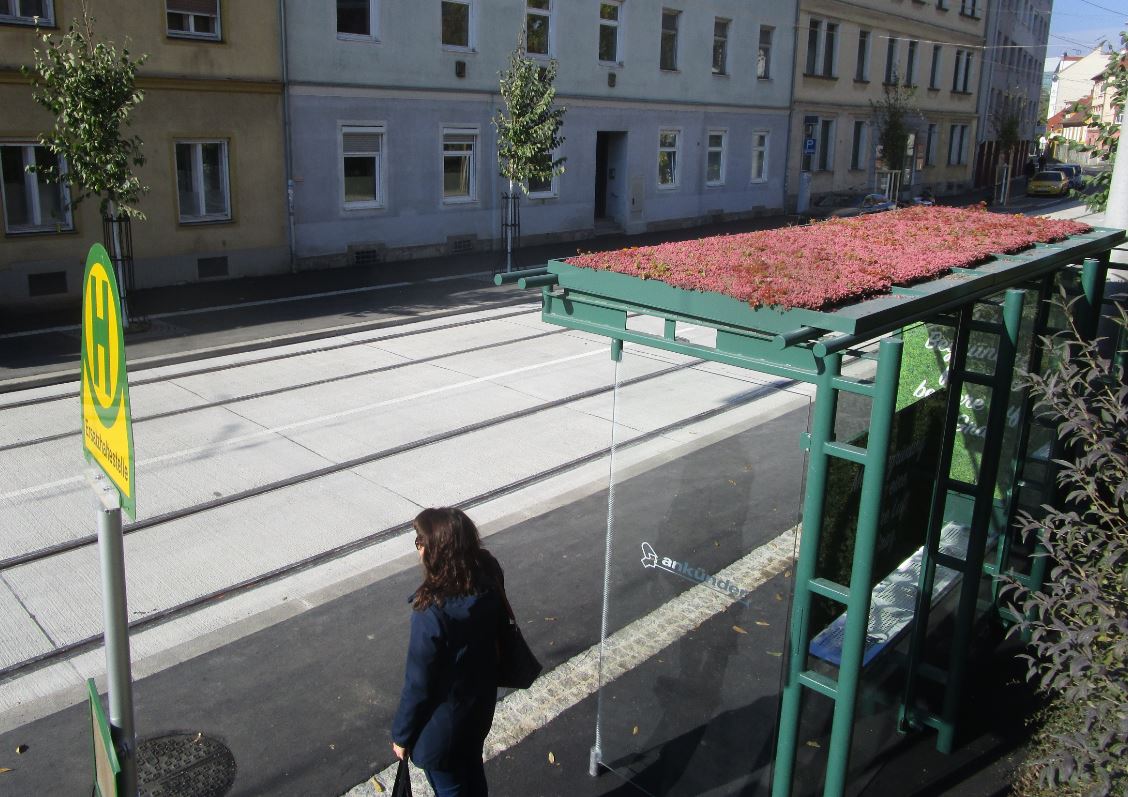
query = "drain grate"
xmin=138 ymin=733 xmax=237 ymax=797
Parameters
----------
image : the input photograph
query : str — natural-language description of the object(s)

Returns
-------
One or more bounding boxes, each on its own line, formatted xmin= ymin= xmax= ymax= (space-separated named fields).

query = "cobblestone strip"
xmin=342 ymin=526 xmax=799 ymax=797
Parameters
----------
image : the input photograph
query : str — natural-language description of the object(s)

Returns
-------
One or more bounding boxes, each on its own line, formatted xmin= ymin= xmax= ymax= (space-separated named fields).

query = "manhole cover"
xmin=137 ymin=733 xmax=236 ymax=797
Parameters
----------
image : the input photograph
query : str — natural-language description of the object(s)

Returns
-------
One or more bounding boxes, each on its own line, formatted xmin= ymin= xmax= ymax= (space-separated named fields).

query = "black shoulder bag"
xmin=497 ymin=589 xmax=543 ymax=689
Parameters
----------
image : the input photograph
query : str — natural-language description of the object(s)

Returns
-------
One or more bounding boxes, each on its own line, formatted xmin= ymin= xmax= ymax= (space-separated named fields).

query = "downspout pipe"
xmin=279 ymin=0 xmax=297 ymax=273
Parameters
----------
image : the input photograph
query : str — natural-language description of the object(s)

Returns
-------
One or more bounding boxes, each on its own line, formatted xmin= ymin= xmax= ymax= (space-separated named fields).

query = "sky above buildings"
xmin=1047 ymin=0 xmax=1125 ymax=60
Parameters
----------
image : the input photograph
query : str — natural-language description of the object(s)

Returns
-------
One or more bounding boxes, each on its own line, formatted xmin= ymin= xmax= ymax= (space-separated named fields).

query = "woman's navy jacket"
xmin=391 ymin=589 xmax=502 ymax=769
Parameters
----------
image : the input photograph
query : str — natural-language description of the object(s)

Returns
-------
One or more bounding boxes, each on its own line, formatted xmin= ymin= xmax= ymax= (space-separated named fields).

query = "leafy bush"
xmin=1005 ymin=301 xmax=1128 ymax=797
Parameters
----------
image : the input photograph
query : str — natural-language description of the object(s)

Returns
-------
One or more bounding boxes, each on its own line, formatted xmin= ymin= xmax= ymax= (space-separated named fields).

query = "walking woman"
xmin=392 ymin=507 xmax=503 ymax=797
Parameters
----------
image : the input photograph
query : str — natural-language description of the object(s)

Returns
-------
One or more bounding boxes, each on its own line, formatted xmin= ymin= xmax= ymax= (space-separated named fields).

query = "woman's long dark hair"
xmin=412 ymin=507 xmax=499 ymax=610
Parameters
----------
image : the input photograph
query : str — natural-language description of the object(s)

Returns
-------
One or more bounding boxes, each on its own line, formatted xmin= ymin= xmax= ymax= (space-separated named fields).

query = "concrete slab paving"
xmin=0 ymin=576 xmax=55 ymax=667
xmin=4 ymin=470 xmax=421 ymax=651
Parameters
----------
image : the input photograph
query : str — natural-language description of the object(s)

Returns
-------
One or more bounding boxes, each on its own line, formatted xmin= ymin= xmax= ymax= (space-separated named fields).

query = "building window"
xmin=855 ymin=30 xmax=870 ymax=81
xmin=960 ymin=0 xmax=978 ymax=15
xmin=657 ymin=129 xmax=679 ymax=187
xmin=337 ymin=0 xmax=376 ymax=39
xmin=526 ymin=0 xmax=551 ymax=56
xmin=527 ymin=159 xmax=557 ymax=197
xmin=805 ymin=19 xmax=820 ymax=75
xmin=805 ymin=19 xmax=837 ymax=77
xmin=712 ymin=18 xmax=730 ymax=75
xmin=905 ymin=40 xmax=918 ymax=86
xmin=166 ymin=1 xmax=220 ymax=40
xmin=937 ymin=0 xmax=948 ymax=10
xmin=751 ymin=131 xmax=769 ymax=182
xmin=441 ymin=0 xmax=471 ymax=49
xmin=947 ymin=124 xmax=968 ymax=165
xmin=952 ymin=49 xmax=972 ymax=92
xmin=850 ymin=120 xmax=867 ymax=170
xmin=660 ymin=9 xmax=679 ymax=71
xmin=175 ymin=140 xmax=230 ymax=223
xmin=884 ymin=37 xmax=898 ymax=84
xmin=0 ymin=0 xmax=52 ymax=25
xmin=818 ymin=119 xmax=835 ymax=171
xmin=706 ymin=130 xmax=726 ymax=185
xmin=598 ymin=2 xmax=622 ymax=64
xmin=757 ymin=27 xmax=773 ymax=79
xmin=442 ymin=129 xmax=477 ymax=202
xmin=925 ymin=123 xmax=937 ymax=165
xmin=342 ymin=126 xmax=384 ymax=208
xmin=929 ymin=44 xmax=941 ymax=89
xmin=821 ymin=23 xmax=838 ymax=77
xmin=0 ymin=144 xmax=72 ymax=234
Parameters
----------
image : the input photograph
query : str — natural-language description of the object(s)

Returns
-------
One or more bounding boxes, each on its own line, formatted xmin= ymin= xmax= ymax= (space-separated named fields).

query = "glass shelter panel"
xmin=592 ymin=338 xmax=811 ymax=795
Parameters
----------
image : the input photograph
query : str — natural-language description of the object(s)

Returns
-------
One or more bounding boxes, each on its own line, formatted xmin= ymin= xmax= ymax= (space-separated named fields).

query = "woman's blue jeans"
xmin=424 ymin=759 xmax=488 ymax=797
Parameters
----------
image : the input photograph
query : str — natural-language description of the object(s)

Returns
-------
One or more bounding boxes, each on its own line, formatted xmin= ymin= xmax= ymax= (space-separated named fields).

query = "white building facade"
xmin=284 ymin=0 xmax=797 ymax=268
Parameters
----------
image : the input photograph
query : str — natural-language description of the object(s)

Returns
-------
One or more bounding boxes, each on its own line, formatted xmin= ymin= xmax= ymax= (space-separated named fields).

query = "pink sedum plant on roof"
xmin=565 ymin=206 xmax=1091 ymax=311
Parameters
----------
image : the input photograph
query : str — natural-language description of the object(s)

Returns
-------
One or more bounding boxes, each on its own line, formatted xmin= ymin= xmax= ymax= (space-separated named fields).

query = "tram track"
xmin=0 ymin=300 xmax=540 ymax=411
xmin=0 ymin=321 xmax=562 ymax=453
xmin=0 ymin=374 xmax=794 ymax=684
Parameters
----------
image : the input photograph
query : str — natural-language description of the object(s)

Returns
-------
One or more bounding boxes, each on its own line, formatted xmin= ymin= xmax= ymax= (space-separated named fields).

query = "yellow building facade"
xmin=0 ymin=1 xmax=287 ymax=311
xmin=788 ymin=0 xmax=987 ymax=206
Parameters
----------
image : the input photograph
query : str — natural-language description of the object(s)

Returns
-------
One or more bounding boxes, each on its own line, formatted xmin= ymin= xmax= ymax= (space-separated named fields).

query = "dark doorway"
xmin=595 ymin=132 xmax=610 ymax=219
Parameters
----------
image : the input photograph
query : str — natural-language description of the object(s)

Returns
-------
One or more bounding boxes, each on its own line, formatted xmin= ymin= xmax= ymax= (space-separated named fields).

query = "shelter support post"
xmin=772 ymin=338 xmax=904 ymax=797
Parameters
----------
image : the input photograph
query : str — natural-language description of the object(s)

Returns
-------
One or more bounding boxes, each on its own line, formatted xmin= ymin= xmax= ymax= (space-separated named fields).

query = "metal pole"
xmin=90 ymin=471 xmax=137 ymax=796
xmin=823 ymin=337 xmax=903 ymax=797
xmin=771 ymin=352 xmax=842 ymax=797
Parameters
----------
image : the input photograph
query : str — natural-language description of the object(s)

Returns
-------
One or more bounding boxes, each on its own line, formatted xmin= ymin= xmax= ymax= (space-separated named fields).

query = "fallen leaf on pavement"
xmin=548 ymin=752 xmax=556 ymax=765
xmin=806 ymin=740 xmax=821 ymax=748
xmin=632 ymin=726 xmax=639 ymax=736
xmin=755 ymin=620 xmax=770 ymax=627
xmin=371 ymin=776 xmax=385 ymax=793
xmin=0 ymin=768 xmax=12 ymax=774
xmin=767 ymin=650 xmax=782 ymax=657
xmin=15 ymin=744 xmax=28 ymax=754
xmin=732 ymin=625 xmax=748 ymax=634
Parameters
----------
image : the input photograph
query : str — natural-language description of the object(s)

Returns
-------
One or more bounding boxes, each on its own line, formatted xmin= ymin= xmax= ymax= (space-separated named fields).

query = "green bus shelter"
xmin=499 ymin=224 xmax=1123 ymax=796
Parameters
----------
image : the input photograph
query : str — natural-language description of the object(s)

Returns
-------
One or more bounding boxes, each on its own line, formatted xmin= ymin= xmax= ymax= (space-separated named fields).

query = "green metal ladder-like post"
xmin=772 ymin=337 xmax=903 ymax=797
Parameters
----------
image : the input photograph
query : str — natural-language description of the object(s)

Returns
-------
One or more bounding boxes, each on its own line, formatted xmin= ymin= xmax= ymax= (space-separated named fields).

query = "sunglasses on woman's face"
xmin=415 ymin=536 xmax=424 ymax=550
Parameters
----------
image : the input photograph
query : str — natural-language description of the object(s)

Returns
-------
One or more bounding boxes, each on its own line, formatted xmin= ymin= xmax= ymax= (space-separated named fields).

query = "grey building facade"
xmin=284 ymin=0 xmax=797 ymax=268
xmin=973 ymin=0 xmax=1052 ymax=187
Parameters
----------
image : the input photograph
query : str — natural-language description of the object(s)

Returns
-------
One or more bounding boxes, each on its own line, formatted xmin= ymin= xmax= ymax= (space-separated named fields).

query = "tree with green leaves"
xmin=871 ymin=79 xmax=916 ymax=199
xmin=1051 ymin=32 xmax=1125 ymax=213
xmin=493 ymin=36 xmax=566 ymax=272
xmin=24 ymin=0 xmax=148 ymax=320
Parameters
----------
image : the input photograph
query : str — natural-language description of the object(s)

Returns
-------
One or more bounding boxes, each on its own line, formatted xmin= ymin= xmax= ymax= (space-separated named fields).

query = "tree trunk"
xmin=506 ymin=179 xmax=515 ymax=273
xmin=107 ymin=199 xmax=131 ymax=329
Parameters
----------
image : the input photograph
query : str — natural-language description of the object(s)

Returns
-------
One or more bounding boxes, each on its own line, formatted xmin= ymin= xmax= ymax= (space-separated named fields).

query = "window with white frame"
xmin=905 ymin=40 xmax=918 ymax=86
xmin=757 ymin=27 xmax=773 ymax=79
xmin=657 ymin=129 xmax=679 ymax=187
xmin=441 ymin=0 xmax=472 ymax=49
xmin=527 ymin=150 xmax=557 ymax=197
xmin=925 ymin=123 xmax=937 ymax=165
xmin=660 ymin=9 xmax=679 ymax=71
xmin=850 ymin=120 xmax=867 ymax=170
xmin=598 ymin=2 xmax=622 ymax=64
xmin=526 ymin=0 xmax=551 ymax=56
xmin=342 ymin=126 xmax=384 ymax=208
xmin=817 ymin=118 xmax=835 ymax=171
xmin=337 ymin=0 xmax=376 ymax=39
xmin=0 ymin=0 xmax=52 ymax=25
xmin=442 ymin=128 xmax=477 ymax=201
xmin=805 ymin=19 xmax=837 ymax=77
xmin=884 ymin=37 xmax=899 ymax=84
xmin=947 ymin=124 xmax=968 ymax=165
xmin=175 ymin=140 xmax=231 ymax=223
xmin=929 ymin=44 xmax=942 ymax=88
xmin=706 ymin=130 xmax=726 ymax=185
xmin=712 ymin=18 xmax=730 ymax=75
xmin=0 ymin=144 xmax=72 ymax=233
xmin=856 ymin=30 xmax=870 ymax=81
xmin=751 ymin=131 xmax=769 ymax=182
xmin=166 ymin=0 xmax=220 ymax=40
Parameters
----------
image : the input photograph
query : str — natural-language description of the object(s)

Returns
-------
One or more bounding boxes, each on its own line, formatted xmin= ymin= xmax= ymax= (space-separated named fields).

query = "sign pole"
xmin=90 ymin=470 xmax=136 ymax=796
xmin=81 ymin=242 xmax=139 ymax=796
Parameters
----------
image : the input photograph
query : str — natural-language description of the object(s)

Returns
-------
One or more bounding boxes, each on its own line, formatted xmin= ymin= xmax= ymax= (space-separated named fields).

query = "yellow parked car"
xmin=1027 ymin=170 xmax=1070 ymax=197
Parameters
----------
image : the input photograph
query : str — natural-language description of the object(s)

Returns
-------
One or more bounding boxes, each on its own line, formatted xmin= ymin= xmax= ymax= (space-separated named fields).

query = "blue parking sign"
xmin=804 ymin=138 xmax=817 ymax=155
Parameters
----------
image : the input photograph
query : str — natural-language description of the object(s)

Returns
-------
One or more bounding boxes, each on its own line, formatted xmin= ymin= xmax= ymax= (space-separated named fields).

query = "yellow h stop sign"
xmin=81 ymin=243 xmax=136 ymax=519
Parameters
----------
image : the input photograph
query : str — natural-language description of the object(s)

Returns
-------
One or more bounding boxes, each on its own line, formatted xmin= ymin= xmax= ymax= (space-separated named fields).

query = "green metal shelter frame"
xmin=497 ymin=225 xmax=1124 ymax=797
